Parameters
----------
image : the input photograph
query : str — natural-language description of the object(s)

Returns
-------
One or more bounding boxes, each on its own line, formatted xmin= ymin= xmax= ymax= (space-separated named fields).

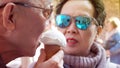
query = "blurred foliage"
xmin=103 ymin=0 xmax=120 ymax=19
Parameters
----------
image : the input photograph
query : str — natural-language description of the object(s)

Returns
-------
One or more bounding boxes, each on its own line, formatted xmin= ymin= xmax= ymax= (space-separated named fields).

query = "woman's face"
xmin=58 ymin=0 xmax=97 ymax=56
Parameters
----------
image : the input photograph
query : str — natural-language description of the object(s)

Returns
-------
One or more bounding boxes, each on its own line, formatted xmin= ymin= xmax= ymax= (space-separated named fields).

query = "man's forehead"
xmin=0 ymin=0 xmax=52 ymax=7
xmin=29 ymin=0 xmax=52 ymax=7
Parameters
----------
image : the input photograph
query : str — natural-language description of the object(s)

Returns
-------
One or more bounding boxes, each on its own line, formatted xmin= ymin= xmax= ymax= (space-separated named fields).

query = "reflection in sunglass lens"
xmin=56 ymin=14 xmax=92 ymax=30
xmin=76 ymin=16 xmax=91 ymax=30
xmin=56 ymin=14 xmax=70 ymax=28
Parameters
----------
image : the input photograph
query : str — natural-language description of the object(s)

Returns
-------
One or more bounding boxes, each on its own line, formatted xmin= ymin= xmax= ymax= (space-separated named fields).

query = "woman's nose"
xmin=66 ymin=22 xmax=78 ymax=34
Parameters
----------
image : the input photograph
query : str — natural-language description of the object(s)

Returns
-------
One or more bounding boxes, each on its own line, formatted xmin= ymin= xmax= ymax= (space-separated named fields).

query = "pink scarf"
xmin=64 ymin=42 xmax=107 ymax=68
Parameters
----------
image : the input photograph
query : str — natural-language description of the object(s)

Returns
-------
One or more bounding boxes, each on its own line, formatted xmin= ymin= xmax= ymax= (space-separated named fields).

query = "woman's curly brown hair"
xmin=53 ymin=0 xmax=106 ymax=27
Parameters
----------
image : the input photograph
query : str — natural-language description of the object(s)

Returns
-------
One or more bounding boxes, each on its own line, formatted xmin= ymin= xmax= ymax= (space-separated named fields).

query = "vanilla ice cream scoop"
xmin=40 ymin=26 xmax=66 ymax=47
xmin=40 ymin=26 xmax=66 ymax=60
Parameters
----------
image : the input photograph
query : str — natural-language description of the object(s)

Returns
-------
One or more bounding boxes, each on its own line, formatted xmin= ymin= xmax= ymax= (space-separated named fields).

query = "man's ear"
xmin=97 ymin=26 xmax=102 ymax=35
xmin=2 ymin=3 xmax=15 ymax=32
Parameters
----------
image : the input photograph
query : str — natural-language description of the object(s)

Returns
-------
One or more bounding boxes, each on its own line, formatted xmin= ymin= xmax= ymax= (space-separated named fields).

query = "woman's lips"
xmin=67 ymin=38 xmax=78 ymax=47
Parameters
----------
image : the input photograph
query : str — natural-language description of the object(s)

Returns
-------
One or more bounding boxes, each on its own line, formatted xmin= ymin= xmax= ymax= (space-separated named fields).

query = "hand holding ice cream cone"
xmin=40 ymin=26 xmax=66 ymax=60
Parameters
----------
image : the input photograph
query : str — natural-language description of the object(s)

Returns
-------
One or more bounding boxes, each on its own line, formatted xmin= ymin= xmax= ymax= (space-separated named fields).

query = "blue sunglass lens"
xmin=56 ymin=14 xmax=70 ymax=28
xmin=76 ymin=16 xmax=91 ymax=30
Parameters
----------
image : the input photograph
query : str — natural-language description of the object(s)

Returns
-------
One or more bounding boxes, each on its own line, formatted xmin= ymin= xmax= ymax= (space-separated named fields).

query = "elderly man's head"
xmin=0 ymin=0 xmax=52 ymax=56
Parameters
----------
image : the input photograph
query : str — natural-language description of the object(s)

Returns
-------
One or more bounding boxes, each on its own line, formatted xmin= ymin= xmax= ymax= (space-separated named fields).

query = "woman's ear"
xmin=2 ymin=3 xmax=15 ymax=32
xmin=97 ymin=26 xmax=102 ymax=35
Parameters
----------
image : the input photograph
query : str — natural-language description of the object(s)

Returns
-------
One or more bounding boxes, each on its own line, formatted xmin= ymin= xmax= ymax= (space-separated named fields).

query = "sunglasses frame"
xmin=55 ymin=14 xmax=99 ymax=30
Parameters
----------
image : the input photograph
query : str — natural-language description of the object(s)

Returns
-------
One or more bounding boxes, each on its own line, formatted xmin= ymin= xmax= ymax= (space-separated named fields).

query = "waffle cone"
xmin=45 ymin=44 xmax=60 ymax=60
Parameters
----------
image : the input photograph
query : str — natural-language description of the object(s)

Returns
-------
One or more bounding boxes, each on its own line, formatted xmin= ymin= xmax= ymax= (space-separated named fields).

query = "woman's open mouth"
xmin=67 ymin=38 xmax=78 ymax=47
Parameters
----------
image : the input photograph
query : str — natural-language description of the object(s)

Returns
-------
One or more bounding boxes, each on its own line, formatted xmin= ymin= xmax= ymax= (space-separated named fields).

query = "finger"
xmin=37 ymin=48 xmax=46 ymax=63
xmin=59 ymin=59 xmax=64 ymax=68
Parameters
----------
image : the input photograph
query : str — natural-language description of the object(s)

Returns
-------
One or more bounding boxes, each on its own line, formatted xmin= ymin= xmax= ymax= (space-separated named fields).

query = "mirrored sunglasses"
xmin=55 ymin=14 xmax=98 ymax=30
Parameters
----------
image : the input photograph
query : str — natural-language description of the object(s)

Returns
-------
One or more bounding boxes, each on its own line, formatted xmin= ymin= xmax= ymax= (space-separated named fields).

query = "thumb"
xmin=37 ymin=48 xmax=46 ymax=63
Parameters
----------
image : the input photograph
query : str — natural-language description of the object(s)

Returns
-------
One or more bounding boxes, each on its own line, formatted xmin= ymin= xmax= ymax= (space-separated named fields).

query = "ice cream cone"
xmin=40 ymin=26 xmax=66 ymax=60
xmin=45 ymin=44 xmax=60 ymax=60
